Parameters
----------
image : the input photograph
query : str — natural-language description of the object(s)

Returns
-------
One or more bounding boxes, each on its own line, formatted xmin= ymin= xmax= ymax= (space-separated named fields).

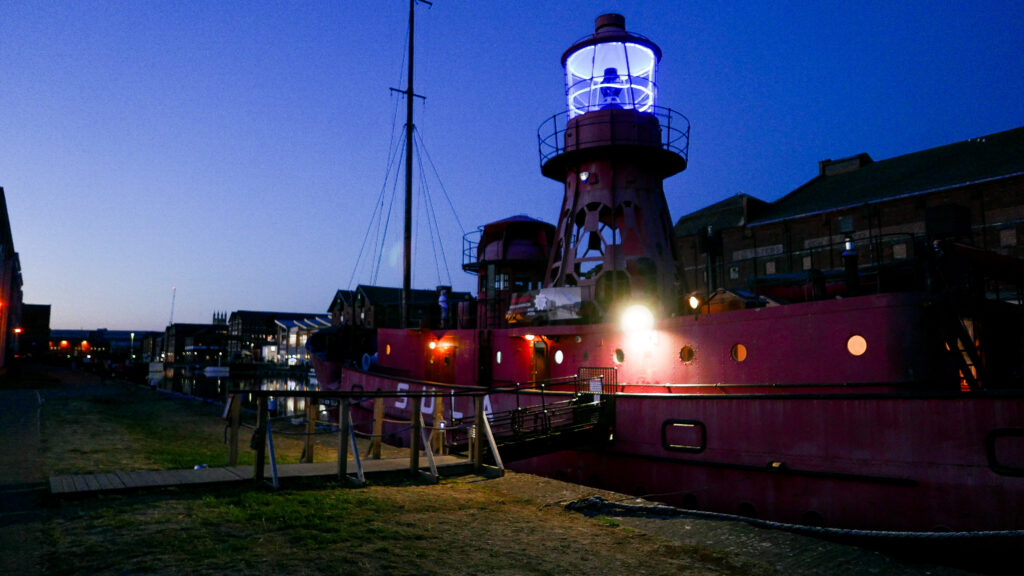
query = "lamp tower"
xmin=538 ymin=14 xmax=689 ymax=318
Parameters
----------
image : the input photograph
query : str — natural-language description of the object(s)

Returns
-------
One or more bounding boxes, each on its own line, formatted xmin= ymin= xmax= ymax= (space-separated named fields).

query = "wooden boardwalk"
xmin=50 ymin=455 xmax=472 ymax=496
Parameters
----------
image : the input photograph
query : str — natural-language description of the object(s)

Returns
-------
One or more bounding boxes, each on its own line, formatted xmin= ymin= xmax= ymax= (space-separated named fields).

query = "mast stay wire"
xmin=347 ymin=94 xmax=405 ymax=290
xmin=348 ymin=6 xmax=463 ymax=292
xmin=414 ymin=127 xmax=466 ymax=237
xmin=373 ymin=141 xmax=405 ymax=286
xmin=414 ymin=133 xmax=449 ymax=286
xmin=347 ymin=19 xmax=411 ymax=290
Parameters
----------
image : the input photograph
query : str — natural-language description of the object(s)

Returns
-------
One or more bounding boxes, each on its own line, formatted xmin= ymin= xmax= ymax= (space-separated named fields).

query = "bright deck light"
xmin=688 ymin=295 xmax=701 ymax=310
xmin=620 ymin=304 xmax=654 ymax=333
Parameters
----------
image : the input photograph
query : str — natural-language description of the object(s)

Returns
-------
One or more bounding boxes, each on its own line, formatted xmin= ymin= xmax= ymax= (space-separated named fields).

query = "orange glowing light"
xmin=14 ymin=328 xmax=22 ymax=334
xmin=429 ymin=341 xmax=437 ymax=350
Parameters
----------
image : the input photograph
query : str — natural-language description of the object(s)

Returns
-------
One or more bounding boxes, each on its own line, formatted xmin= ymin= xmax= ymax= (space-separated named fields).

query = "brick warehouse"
xmin=675 ymin=126 xmax=1023 ymax=306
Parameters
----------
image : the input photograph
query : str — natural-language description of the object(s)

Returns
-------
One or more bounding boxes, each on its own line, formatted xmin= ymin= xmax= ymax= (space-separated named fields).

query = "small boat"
xmin=202 ymin=365 xmax=230 ymax=377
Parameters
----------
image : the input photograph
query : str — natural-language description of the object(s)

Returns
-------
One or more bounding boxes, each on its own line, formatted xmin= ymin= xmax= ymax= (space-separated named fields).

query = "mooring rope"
xmin=564 ymin=495 xmax=1024 ymax=539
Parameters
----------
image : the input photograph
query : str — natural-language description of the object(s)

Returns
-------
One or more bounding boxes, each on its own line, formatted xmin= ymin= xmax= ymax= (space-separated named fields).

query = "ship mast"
xmin=401 ymin=0 xmax=415 ymax=328
xmin=399 ymin=0 xmax=431 ymax=328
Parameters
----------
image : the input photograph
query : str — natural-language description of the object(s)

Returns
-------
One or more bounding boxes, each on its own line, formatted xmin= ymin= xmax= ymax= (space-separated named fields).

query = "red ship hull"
xmin=311 ymin=291 xmax=1024 ymax=533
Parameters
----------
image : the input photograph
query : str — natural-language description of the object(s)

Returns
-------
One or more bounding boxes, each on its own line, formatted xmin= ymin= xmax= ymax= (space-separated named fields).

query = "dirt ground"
xmin=0 ymin=364 xmax=996 ymax=575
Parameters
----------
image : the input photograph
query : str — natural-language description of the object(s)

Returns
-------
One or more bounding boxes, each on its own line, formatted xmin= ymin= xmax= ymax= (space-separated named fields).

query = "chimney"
xmin=818 ymin=153 xmax=873 ymax=177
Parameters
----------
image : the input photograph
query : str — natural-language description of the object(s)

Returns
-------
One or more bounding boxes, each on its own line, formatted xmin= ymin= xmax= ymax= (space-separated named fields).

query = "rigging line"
xmin=415 ymin=128 xmax=466 ymax=235
xmin=346 ymin=99 xmax=406 ymax=291
xmin=373 ymin=120 xmax=409 ymax=284
xmin=414 ymin=134 xmax=450 ymax=285
xmin=349 ymin=8 xmax=413 ymax=290
xmin=346 ymin=175 xmax=386 ymax=291
xmin=373 ymin=135 xmax=407 ymax=285
xmin=415 ymin=141 xmax=444 ymax=285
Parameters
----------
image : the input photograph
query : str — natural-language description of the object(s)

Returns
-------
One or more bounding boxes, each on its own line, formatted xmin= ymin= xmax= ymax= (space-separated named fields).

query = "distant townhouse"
xmin=228 ymin=310 xmax=329 ymax=362
xmin=19 ymin=303 xmax=50 ymax=359
xmin=164 ymin=323 xmax=228 ymax=364
xmin=327 ymin=284 xmax=472 ymax=330
xmin=675 ymin=126 xmax=1024 ymax=305
xmin=271 ymin=315 xmax=332 ymax=365
xmin=0 ymin=187 xmax=23 ymax=373
xmin=327 ymin=290 xmax=356 ymax=326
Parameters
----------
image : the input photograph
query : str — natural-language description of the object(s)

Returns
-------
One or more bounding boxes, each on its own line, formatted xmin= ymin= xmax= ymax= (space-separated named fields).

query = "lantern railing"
xmin=537 ymin=105 xmax=690 ymax=169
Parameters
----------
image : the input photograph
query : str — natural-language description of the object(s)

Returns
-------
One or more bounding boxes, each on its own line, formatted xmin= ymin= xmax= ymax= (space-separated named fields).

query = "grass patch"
xmin=40 ymin=385 xmax=338 ymax=474
xmin=24 ymin=368 xmax=772 ymax=575
xmin=43 ymin=481 xmax=749 ymax=576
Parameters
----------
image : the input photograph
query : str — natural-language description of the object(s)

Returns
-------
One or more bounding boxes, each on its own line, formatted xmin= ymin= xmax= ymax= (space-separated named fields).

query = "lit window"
xmin=847 ymin=335 xmax=867 ymax=357
xmin=496 ymin=350 xmax=502 ymax=365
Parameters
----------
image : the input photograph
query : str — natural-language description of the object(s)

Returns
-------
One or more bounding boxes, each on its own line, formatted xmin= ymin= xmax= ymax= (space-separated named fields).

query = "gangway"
xmin=445 ymin=369 xmax=618 ymax=464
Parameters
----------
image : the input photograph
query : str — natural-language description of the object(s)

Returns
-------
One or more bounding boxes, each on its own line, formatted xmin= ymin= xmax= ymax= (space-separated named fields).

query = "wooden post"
xmin=301 ymin=395 xmax=315 ymax=463
xmin=370 ymin=395 xmax=384 ymax=459
xmin=429 ymin=390 xmax=445 ymax=455
xmin=410 ymin=395 xmax=421 ymax=475
xmin=227 ymin=393 xmax=241 ymax=466
xmin=254 ymin=396 xmax=268 ymax=482
xmin=338 ymin=399 xmax=350 ymax=481
xmin=472 ymin=395 xmax=484 ymax=472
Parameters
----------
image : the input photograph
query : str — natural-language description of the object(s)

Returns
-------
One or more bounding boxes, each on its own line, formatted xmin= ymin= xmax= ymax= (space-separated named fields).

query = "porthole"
xmin=385 ymin=344 xmax=391 ymax=356
xmin=847 ymin=335 xmax=867 ymax=356
xmin=731 ymin=343 xmax=747 ymax=362
xmin=613 ymin=348 xmax=624 ymax=364
xmin=679 ymin=345 xmax=695 ymax=363
xmin=554 ymin=349 xmax=564 ymax=364
xmin=496 ymin=350 xmax=502 ymax=365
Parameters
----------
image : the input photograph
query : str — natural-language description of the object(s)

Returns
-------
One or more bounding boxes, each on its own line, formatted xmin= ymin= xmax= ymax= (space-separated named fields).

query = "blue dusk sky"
xmin=2 ymin=1 xmax=1022 ymax=331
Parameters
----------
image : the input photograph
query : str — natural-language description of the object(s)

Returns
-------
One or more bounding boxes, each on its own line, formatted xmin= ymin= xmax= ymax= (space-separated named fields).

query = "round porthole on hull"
xmin=679 ymin=345 xmax=694 ymax=363
xmin=847 ymin=334 xmax=867 ymax=356
xmin=730 ymin=343 xmax=747 ymax=362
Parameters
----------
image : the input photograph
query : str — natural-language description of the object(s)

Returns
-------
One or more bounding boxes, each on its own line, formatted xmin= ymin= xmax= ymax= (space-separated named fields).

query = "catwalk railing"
xmin=231 ymin=373 xmax=617 ymax=486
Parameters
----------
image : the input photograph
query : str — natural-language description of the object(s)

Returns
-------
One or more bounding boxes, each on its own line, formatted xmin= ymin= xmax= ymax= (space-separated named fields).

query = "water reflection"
xmin=148 ymin=366 xmax=328 ymax=420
